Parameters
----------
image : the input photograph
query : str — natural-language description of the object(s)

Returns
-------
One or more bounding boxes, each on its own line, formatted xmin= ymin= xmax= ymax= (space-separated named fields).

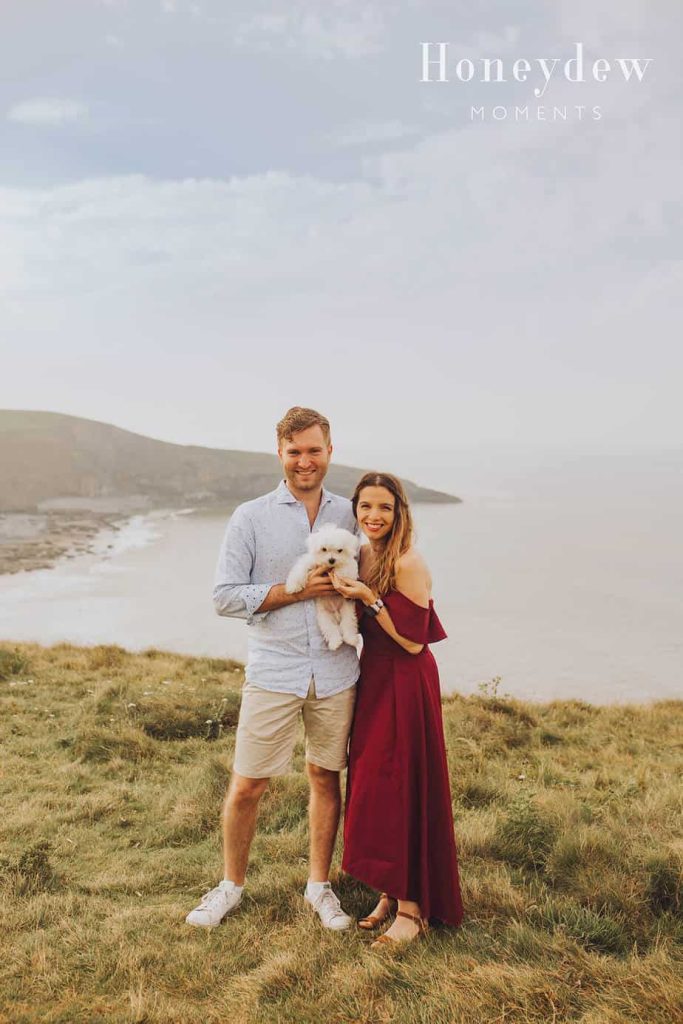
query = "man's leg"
xmin=223 ymin=772 xmax=269 ymax=885
xmin=306 ymin=762 xmax=342 ymax=883
xmin=222 ymin=682 xmax=301 ymax=882
xmin=186 ymin=683 xmax=301 ymax=927
xmin=301 ymin=681 xmax=356 ymax=930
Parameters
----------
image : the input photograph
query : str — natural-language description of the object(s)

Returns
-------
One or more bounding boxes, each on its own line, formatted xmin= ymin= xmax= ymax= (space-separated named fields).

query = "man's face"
xmin=278 ymin=425 xmax=332 ymax=494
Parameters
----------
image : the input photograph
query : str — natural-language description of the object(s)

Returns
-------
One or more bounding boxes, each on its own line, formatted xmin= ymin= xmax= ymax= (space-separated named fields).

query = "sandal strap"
xmin=396 ymin=910 xmax=428 ymax=932
xmin=359 ymin=894 xmax=397 ymax=929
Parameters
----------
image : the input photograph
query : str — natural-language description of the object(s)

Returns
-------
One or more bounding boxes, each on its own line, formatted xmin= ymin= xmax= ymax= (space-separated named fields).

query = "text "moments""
xmin=420 ymin=42 xmax=653 ymax=98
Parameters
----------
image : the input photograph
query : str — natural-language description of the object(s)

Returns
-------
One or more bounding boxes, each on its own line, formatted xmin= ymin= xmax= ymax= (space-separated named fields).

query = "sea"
xmin=0 ymin=447 xmax=680 ymax=704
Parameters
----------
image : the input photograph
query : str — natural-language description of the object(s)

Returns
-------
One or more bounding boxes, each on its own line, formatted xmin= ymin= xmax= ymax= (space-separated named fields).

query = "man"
xmin=186 ymin=406 xmax=359 ymax=929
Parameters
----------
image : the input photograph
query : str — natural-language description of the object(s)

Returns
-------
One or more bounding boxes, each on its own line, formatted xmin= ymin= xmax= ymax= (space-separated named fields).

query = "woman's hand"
xmin=330 ymin=572 xmax=376 ymax=605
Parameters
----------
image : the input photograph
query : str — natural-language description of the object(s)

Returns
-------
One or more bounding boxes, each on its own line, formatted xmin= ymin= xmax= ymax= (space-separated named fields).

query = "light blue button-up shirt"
xmin=213 ymin=479 xmax=360 ymax=697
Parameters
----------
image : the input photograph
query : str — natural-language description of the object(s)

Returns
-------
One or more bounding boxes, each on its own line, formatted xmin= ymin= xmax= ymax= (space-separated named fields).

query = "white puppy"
xmin=285 ymin=523 xmax=361 ymax=650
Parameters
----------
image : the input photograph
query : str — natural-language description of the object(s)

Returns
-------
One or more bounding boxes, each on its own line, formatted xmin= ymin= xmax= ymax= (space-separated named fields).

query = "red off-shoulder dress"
xmin=342 ymin=590 xmax=464 ymax=926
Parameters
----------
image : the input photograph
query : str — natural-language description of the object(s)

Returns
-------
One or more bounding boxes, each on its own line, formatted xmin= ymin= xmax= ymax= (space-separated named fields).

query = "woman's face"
xmin=356 ymin=486 xmax=396 ymax=542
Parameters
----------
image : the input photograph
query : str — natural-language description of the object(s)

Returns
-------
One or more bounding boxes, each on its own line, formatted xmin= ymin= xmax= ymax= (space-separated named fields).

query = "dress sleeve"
xmin=385 ymin=593 xmax=447 ymax=645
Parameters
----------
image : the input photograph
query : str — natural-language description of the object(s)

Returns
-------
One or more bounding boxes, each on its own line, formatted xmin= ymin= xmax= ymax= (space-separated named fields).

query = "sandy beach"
xmin=0 ymin=511 xmax=125 ymax=575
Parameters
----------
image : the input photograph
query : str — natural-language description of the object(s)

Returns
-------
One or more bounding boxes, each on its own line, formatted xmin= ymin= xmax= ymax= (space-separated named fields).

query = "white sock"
xmin=306 ymin=879 xmax=330 ymax=895
xmin=220 ymin=879 xmax=243 ymax=894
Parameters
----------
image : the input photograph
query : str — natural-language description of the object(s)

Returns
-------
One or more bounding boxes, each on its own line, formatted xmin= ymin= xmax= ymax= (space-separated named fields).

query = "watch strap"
xmin=365 ymin=597 xmax=384 ymax=616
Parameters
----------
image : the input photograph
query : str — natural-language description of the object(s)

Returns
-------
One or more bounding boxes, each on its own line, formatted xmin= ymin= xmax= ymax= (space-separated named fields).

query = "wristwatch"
xmin=364 ymin=597 xmax=384 ymax=617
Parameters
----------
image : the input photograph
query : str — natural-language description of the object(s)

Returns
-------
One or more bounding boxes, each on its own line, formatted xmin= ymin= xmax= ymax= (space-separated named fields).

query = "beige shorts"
xmin=232 ymin=679 xmax=356 ymax=779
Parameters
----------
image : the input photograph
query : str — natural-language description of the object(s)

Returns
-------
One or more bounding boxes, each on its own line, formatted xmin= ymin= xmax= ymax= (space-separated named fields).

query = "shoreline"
xmin=2 ymin=639 xmax=683 ymax=716
xmin=0 ymin=503 xmax=233 ymax=577
xmin=1 ymin=502 xmax=679 ymax=707
xmin=0 ymin=511 xmax=127 ymax=576
xmin=0 ymin=505 xmax=210 ymax=577
xmin=0 ymin=635 xmax=678 ymax=709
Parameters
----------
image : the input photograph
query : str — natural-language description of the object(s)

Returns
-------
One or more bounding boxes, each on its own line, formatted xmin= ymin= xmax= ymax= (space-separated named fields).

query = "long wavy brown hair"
xmin=351 ymin=472 xmax=414 ymax=596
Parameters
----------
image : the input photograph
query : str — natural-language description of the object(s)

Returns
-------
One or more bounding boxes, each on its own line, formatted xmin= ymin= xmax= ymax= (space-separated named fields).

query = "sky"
xmin=1 ymin=0 xmax=681 ymax=471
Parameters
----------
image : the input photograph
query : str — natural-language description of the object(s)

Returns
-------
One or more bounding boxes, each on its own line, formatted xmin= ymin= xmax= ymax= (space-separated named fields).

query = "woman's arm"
xmin=330 ymin=551 xmax=430 ymax=655
xmin=374 ymin=605 xmax=425 ymax=656
xmin=383 ymin=552 xmax=431 ymax=654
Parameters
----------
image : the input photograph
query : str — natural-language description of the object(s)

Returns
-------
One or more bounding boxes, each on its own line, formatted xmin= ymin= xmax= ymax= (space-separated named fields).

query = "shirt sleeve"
xmin=212 ymin=506 xmax=272 ymax=624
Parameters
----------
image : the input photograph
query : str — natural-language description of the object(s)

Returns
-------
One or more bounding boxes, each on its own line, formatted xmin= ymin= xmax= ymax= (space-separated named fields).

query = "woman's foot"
xmin=370 ymin=902 xmax=428 ymax=948
xmin=358 ymin=892 xmax=396 ymax=930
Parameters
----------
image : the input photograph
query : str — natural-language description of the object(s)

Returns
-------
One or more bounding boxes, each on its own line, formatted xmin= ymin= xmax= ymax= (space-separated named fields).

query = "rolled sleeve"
xmin=213 ymin=508 xmax=272 ymax=624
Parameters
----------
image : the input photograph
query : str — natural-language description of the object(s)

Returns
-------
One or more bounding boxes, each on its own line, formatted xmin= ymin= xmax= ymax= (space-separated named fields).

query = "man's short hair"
xmin=276 ymin=407 xmax=331 ymax=446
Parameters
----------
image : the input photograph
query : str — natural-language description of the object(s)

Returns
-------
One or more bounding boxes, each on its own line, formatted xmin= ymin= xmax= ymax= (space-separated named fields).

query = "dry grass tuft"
xmin=646 ymin=847 xmax=683 ymax=915
xmin=0 ymin=840 xmax=60 ymax=898
xmin=0 ymin=645 xmax=30 ymax=680
xmin=493 ymin=792 xmax=558 ymax=869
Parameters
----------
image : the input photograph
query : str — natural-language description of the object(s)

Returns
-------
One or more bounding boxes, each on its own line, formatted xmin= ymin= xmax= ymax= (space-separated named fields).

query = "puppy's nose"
xmin=328 ymin=557 xmax=336 ymax=564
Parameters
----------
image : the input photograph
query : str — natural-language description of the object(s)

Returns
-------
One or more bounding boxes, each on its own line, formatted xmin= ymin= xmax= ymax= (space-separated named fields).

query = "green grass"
xmin=1 ymin=642 xmax=681 ymax=1024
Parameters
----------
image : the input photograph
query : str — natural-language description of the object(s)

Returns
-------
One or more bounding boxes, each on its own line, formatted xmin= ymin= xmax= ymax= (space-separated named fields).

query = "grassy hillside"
xmin=0 ymin=411 xmax=459 ymax=511
xmin=1 ymin=643 xmax=681 ymax=1024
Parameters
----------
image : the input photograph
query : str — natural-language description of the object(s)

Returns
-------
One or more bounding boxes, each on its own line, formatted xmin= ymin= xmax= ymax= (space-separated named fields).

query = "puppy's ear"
xmin=352 ymin=534 xmax=362 ymax=555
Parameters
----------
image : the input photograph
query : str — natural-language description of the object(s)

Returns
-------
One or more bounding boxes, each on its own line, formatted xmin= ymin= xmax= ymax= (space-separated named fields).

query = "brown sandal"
xmin=358 ymin=893 xmax=397 ymax=931
xmin=370 ymin=910 xmax=429 ymax=948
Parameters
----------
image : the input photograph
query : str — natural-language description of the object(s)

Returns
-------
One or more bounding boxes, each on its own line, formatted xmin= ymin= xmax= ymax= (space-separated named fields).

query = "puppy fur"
xmin=285 ymin=523 xmax=361 ymax=650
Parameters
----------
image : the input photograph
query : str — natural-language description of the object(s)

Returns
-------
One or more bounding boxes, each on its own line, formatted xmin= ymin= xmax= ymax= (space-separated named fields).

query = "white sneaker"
xmin=304 ymin=882 xmax=352 ymax=931
xmin=185 ymin=880 xmax=242 ymax=928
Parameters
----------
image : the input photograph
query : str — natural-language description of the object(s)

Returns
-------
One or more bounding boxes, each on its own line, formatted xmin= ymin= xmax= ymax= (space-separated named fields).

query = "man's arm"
xmin=213 ymin=507 xmax=272 ymax=623
xmin=255 ymin=566 xmax=337 ymax=613
xmin=213 ymin=508 xmax=337 ymax=622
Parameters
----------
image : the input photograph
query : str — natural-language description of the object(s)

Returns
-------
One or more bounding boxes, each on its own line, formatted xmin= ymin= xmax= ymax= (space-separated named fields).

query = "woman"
xmin=331 ymin=472 xmax=464 ymax=946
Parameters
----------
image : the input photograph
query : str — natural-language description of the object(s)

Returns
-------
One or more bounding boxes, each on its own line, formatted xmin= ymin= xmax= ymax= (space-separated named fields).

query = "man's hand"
xmin=298 ymin=564 xmax=337 ymax=600
xmin=254 ymin=566 xmax=337 ymax=614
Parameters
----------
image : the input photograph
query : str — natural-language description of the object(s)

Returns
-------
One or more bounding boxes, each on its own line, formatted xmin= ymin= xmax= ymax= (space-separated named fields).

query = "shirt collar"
xmin=275 ymin=478 xmax=333 ymax=506
xmin=275 ymin=479 xmax=297 ymax=503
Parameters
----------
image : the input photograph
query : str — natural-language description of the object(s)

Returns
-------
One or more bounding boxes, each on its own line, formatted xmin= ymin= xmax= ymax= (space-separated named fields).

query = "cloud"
xmin=7 ymin=98 xmax=88 ymax=127
xmin=235 ymin=6 xmax=386 ymax=59
xmin=159 ymin=0 xmax=202 ymax=15
xmin=0 ymin=54 xmax=677 ymax=300
xmin=448 ymin=25 xmax=521 ymax=61
xmin=0 ymin=127 xmax=680 ymax=448
xmin=554 ymin=0 xmax=654 ymax=48
xmin=1 ymin=1 xmax=680 ymax=447
xmin=328 ymin=119 xmax=418 ymax=147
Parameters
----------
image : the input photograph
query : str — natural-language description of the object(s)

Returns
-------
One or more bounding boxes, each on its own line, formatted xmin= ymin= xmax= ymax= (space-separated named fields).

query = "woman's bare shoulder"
xmin=395 ymin=547 xmax=431 ymax=603
xmin=396 ymin=547 xmax=429 ymax=573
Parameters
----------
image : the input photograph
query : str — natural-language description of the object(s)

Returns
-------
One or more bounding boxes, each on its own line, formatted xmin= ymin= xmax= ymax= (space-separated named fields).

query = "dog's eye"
xmin=337 ymin=549 xmax=343 ymax=553
xmin=321 ymin=547 xmax=327 ymax=552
